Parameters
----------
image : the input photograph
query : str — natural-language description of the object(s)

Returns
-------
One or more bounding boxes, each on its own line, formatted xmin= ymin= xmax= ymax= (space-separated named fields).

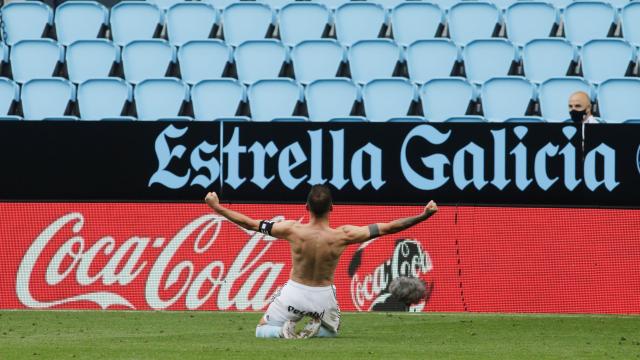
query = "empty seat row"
xmin=3 ymin=1 xmax=640 ymax=49
xmin=6 ymin=37 xmax=637 ymax=87
xmin=2 ymin=76 xmax=639 ymax=123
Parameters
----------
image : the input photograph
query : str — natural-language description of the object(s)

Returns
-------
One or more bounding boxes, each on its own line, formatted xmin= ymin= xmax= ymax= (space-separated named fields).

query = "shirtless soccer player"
xmin=204 ymin=185 xmax=438 ymax=339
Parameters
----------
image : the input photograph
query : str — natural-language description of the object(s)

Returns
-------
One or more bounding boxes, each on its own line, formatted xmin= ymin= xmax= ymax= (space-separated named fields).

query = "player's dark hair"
xmin=306 ymin=185 xmax=333 ymax=217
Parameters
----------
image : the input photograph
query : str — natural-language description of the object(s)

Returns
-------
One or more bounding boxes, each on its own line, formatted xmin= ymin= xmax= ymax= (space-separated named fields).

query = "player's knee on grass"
xmin=316 ymin=325 xmax=338 ymax=338
xmin=255 ymin=324 xmax=282 ymax=338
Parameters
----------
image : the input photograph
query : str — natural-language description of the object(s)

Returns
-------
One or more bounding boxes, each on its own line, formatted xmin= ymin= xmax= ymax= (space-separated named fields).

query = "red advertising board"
xmin=1 ymin=203 xmax=638 ymax=314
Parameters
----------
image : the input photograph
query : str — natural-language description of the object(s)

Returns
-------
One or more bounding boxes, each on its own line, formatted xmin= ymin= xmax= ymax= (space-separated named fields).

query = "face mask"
xmin=570 ymin=109 xmax=587 ymax=123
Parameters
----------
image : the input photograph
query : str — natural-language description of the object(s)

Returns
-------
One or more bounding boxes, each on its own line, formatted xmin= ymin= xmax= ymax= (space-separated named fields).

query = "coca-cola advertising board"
xmin=2 ymin=203 xmax=639 ymax=314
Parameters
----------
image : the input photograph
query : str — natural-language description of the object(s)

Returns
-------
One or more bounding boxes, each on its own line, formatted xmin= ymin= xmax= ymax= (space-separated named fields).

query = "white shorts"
xmin=262 ymin=280 xmax=341 ymax=333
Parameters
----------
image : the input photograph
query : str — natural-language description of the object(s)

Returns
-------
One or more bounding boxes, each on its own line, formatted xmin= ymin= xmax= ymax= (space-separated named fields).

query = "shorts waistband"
xmin=287 ymin=279 xmax=334 ymax=292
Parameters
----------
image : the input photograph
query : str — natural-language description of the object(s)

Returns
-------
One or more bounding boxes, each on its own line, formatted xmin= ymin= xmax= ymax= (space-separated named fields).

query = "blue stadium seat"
xmin=539 ymin=77 xmax=591 ymax=122
xmin=523 ymin=38 xmax=575 ymax=84
xmin=248 ymin=79 xmax=303 ymax=121
xmin=110 ymin=1 xmax=162 ymax=47
xmin=257 ymin=0 xmax=294 ymax=10
xmin=505 ymin=2 xmax=558 ymax=47
xmin=564 ymin=2 xmax=616 ymax=47
xmin=597 ymin=78 xmax=640 ymax=123
xmin=1 ymin=2 xmax=53 ymax=45
xmin=147 ymin=0 xmax=182 ymax=11
xmin=291 ymin=40 xmax=345 ymax=85
xmin=279 ymin=2 xmax=330 ymax=47
xmin=77 ymin=78 xmax=132 ymax=120
xmin=222 ymin=2 xmax=275 ymax=47
xmin=420 ymin=77 xmax=475 ymax=122
xmin=134 ymin=78 xmax=189 ymax=120
xmin=504 ymin=116 xmax=545 ymax=122
xmin=445 ymin=116 xmax=486 ymax=122
xmin=312 ymin=0 xmax=349 ymax=11
xmin=305 ymin=78 xmax=359 ymax=122
xmin=545 ymin=0 xmax=573 ymax=9
xmin=10 ymin=39 xmax=64 ymax=83
xmin=581 ymin=39 xmax=635 ymax=84
xmin=0 ymin=78 xmax=19 ymax=117
xmin=491 ymin=0 xmax=520 ymax=10
xmin=348 ymin=39 xmax=402 ymax=85
xmin=448 ymin=2 xmax=501 ymax=46
xmin=406 ymin=39 xmax=459 ymax=84
xmin=329 ymin=116 xmax=368 ymax=122
xmin=335 ymin=2 xmax=387 ymax=47
xmin=54 ymin=1 xmax=108 ymax=46
xmin=391 ymin=2 xmax=443 ymax=47
xmin=481 ymin=77 xmax=535 ymax=122
xmin=362 ymin=78 xmax=417 ymax=122
xmin=178 ymin=40 xmax=232 ymax=85
xmin=463 ymin=39 xmax=517 ymax=84
xmin=67 ymin=39 xmax=120 ymax=84
xmin=622 ymin=2 xmax=640 ymax=47
xmin=166 ymin=2 xmax=218 ymax=46
xmin=192 ymin=79 xmax=246 ymax=120
xmin=387 ymin=116 xmax=426 ymax=122
xmin=122 ymin=39 xmax=176 ymax=84
xmin=21 ymin=78 xmax=76 ymax=120
xmin=234 ymin=39 xmax=288 ymax=84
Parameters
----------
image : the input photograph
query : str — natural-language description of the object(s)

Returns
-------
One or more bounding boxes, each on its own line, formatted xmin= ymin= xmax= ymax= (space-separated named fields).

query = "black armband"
xmin=259 ymin=220 xmax=275 ymax=235
xmin=368 ymin=224 xmax=380 ymax=238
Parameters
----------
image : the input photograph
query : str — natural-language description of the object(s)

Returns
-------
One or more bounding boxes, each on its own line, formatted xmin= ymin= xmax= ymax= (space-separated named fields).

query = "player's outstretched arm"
xmin=340 ymin=201 xmax=438 ymax=245
xmin=204 ymin=192 xmax=260 ymax=232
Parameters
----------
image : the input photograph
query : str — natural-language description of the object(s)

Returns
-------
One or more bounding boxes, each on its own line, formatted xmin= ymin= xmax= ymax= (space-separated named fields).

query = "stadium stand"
xmin=348 ymin=39 xmax=402 ymax=85
xmin=279 ymin=2 xmax=331 ymax=47
xmin=390 ymin=2 xmax=443 ymax=47
xmin=448 ymin=2 xmax=501 ymax=46
xmin=406 ymin=39 xmax=459 ymax=85
xmin=134 ymin=78 xmax=190 ymax=120
xmin=504 ymin=2 xmax=558 ymax=47
xmin=0 ymin=78 xmax=20 ymax=120
xmin=191 ymin=79 xmax=246 ymax=121
xmin=122 ymin=39 xmax=175 ymax=84
xmin=54 ymin=1 xmax=109 ymax=46
xmin=362 ymin=78 xmax=417 ymax=122
xmin=234 ymin=39 xmax=288 ymax=84
xmin=563 ymin=1 xmax=616 ymax=47
xmin=522 ymin=38 xmax=576 ymax=84
xmin=481 ymin=77 xmax=536 ymax=122
xmin=66 ymin=39 xmax=120 ymax=84
xmin=77 ymin=77 xmax=132 ymax=120
xmin=463 ymin=39 xmax=518 ymax=84
xmin=581 ymin=39 xmax=636 ymax=84
xmin=222 ymin=2 xmax=274 ymax=47
xmin=622 ymin=2 xmax=640 ymax=47
xmin=166 ymin=2 xmax=218 ymax=46
xmin=21 ymin=78 xmax=77 ymax=120
xmin=10 ymin=39 xmax=64 ymax=84
xmin=334 ymin=2 xmax=387 ymax=47
xmin=420 ymin=78 xmax=475 ymax=122
xmin=247 ymin=78 xmax=303 ymax=122
xmin=178 ymin=40 xmax=232 ymax=85
xmin=0 ymin=0 xmax=637 ymax=122
xmin=306 ymin=78 xmax=360 ymax=122
xmin=1 ymin=1 xmax=53 ymax=45
xmin=291 ymin=40 xmax=345 ymax=85
xmin=597 ymin=78 xmax=640 ymax=124
xmin=109 ymin=1 xmax=162 ymax=46
xmin=539 ymin=77 xmax=592 ymax=123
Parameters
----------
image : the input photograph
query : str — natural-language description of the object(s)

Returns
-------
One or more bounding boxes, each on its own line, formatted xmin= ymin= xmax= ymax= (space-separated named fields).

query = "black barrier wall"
xmin=0 ymin=122 xmax=638 ymax=206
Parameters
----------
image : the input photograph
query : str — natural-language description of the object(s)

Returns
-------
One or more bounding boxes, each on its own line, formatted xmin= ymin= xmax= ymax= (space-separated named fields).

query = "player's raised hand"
xmin=204 ymin=192 xmax=220 ymax=209
xmin=424 ymin=200 xmax=438 ymax=216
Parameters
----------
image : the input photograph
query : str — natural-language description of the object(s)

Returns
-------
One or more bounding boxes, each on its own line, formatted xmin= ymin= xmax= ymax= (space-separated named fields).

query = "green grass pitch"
xmin=1 ymin=311 xmax=638 ymax=359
